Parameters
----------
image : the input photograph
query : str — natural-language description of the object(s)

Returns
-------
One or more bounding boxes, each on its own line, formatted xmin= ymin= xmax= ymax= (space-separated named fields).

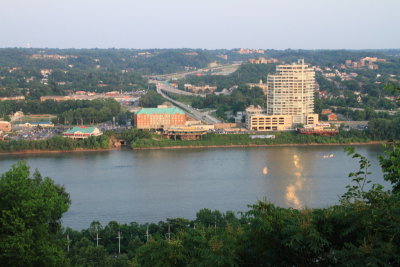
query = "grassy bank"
xmin=0 ymin=129 xmax=381 ymax=153
xmin=130 ymin=130 xmax=375 ymax=149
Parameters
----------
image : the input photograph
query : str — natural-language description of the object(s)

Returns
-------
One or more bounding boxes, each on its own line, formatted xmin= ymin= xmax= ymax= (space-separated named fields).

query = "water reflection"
xmin=0 ymin=145 xmax=385 ymax=229
xmin=285 ymin=154 xmax=306 ymax=208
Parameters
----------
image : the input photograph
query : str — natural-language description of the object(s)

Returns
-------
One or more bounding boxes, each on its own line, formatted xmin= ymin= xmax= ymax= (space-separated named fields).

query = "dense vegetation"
xmin=130 ymin=130 xmax=375 ymax=149
xmin=0 ymin=135 xmax=110 ymax=153
xmin=138 ymin=91 xmax=165 ymax=108
xmin=0 ymin=99 xmax=122 ymax=125
xmin=0 ymin=161 xmax=70 ymax=266
xmin=1 ymin=143 xmax=400 ymax=266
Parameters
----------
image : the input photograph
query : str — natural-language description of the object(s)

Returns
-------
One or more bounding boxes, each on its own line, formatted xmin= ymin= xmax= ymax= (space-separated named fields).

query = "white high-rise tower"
xmin=266 ymin=59 xmax=315 ymax=124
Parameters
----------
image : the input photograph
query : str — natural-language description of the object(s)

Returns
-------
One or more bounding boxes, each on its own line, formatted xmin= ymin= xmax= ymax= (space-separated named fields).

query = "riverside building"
xmin=134 ymin=106 xmax=186 ymax=129
xmin=246 ymin=59 xmax=319 ymax=131
xmin=63 ymin=126 xmax=103 ymax=139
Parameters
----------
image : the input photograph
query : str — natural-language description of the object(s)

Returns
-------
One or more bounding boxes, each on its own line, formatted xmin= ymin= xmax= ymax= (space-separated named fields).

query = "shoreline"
xmin=132 ymin=141 xmax=385 ymax=150
xmin=0 ymin=147 xmax=116 ymax=156
xmin=0 ymin=141 xmax=385 ymax=155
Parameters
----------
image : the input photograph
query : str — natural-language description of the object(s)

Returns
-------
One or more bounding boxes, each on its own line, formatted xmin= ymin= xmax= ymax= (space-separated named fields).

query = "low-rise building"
xmin=17 ymin=121 xmax=54 ymax=128
xmin=246 ymin=114 xmax=293 ymax=131
xmin=40 ymin=96 xmax=73 ymax=102
xmin=63 ymin=126 xmax=103 ymax=139
xmin=321 ymin=109 xmax=338 ymax=121
xmin=0 ymin=121 xmax=12 ymax=132
xmin=245 ymin=108 xmax=318 ymax=131
xmin=0 ymin=96 xmax=25 ymax=101
xmin=134 ymin=107 xmax=186 ymax=129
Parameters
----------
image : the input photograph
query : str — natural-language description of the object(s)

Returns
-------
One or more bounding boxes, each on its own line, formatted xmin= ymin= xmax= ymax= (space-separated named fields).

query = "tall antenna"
xmin=116 ymin=231 xmax=122 ymax=254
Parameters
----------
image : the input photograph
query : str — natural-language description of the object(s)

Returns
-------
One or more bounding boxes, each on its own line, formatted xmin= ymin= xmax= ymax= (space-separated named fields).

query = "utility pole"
xmin=166 ymin=224 xmax=171 ymax=241
xmin=67 ymin=234 xmax=70 ymax=253
xmin=145 ymin=226 xmax=150 ymax=242
xmin=214 ymin=215 xmax=217 ymax=233
xmin=116 ymin=231 xmax=122 ymax=254
xmin=95 ymin=230 xmax=101 ymax=247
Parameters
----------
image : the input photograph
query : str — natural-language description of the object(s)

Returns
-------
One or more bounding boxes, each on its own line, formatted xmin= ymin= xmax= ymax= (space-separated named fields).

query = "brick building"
xmin=134 ymin=107 xmax=186 ymax=129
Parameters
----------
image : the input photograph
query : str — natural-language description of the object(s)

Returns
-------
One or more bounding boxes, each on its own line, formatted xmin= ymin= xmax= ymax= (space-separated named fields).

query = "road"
xmin=150 ymin=79 xmax=204 ymax=97
xmin=156 ymin=83 xmax=221 ymax=124
xmin=331 ymin=106 xmax=399 ymax=115
xmin=147 ymin=63 xmax=240 ymax=80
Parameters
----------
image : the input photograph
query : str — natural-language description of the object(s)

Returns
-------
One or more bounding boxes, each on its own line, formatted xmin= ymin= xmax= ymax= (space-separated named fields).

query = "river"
xmin=0 ymin=145 xmax=388 ymax=229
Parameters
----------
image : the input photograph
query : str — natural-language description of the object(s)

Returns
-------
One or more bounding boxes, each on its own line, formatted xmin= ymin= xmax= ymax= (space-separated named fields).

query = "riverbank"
xmin=0 ymin=147 xmax=115 ymax=155
xmin=0 ymin=141 xmax=385 ymax=155
xmin=132 ymin=141 xmax=385 ymax=150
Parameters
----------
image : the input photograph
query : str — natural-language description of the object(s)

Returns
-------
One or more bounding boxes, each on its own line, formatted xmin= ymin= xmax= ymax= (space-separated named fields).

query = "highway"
xmin=149 ymin=79 xmax=204 ymax=97
xmin=156 ymin=82 xmax=221 ymax=124
xmin=147 ymin=63 xmax=240 ymax=80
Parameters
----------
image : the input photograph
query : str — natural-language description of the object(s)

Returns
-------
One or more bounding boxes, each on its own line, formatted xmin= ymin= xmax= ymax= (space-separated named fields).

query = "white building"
xmin=266 ymin=59 xmax=315 ymax=124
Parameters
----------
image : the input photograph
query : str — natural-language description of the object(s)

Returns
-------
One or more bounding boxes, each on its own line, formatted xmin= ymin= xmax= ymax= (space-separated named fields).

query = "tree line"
xmin=0 ymin=99 xmax=122 ymax=125
xmin=0 ymin=135 xmax=110 ymax=153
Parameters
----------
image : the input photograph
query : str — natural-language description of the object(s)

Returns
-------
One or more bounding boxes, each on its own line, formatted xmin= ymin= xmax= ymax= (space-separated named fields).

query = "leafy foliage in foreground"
xmin=0 ymin=161 xmax=70 ymax=266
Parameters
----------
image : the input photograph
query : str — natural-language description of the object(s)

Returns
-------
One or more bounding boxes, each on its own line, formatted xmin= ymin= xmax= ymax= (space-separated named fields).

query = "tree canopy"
xmin=0 ymin=161 xmax=70 ymax=266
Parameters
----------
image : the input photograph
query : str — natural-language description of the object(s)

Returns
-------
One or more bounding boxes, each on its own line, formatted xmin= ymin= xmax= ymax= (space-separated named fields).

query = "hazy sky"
xmin=1 ymin=0 xmax=399 ymax=49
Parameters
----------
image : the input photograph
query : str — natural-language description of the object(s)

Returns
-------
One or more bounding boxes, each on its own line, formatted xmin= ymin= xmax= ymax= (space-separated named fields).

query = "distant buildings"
xmin=16 ymin=121 xmax=55 ymax=128
xmin=321 ymin=109 xmax=338 ymax=121
xmin=134 ymin=106 xmax=186 ymax=129
xmin=247 ymin=80 xmax=268 ymax=94
xmin=0 ymin=121 xmax=12 ymax=132
xmin=236 ymin=48 xmax=265 ymax=54
xmin=40 ymin=96 xmax=74 ymax=102
xmin=184 ymin=84 xmax=217 ymax=94
xmin=31 ymin=54 xmax=77 ymax=60
xmin=0 ymin=96 xmax=25 ymax=101
xmin=216 ymin=54 xmax=228 ymax=60
xmin=344 ymin=57 xmax=386 ymax=70
xmin=39 ymin=91 xmax=140 ymax=103
xmin=63 ymin=126 xmax=103 ymax=139
xmin=248 ymin=57 xmax=279 ymax=64
xmin=246 ymin=60 xmax=319 ymax=131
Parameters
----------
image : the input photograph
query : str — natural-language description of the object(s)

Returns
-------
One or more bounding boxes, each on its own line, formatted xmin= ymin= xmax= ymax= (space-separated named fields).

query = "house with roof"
xmin=18 ymin=121 xmax=55 ymax=128
xmin=63 ymin=126 xmax=103 ymax=139
xmin=321 ymin=109 xmax=338 ymax=121
xmin=134 ymin=106 xmax=186 ymax=129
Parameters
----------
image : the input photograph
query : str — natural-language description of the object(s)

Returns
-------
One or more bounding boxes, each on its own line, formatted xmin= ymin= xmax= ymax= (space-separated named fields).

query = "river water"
xmin=0 ymin=145 xmax=388 ymax=229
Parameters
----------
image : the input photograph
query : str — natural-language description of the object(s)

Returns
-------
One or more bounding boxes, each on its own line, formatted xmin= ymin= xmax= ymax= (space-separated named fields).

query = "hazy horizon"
xmin=1 ymin=0 xmax=399 ymax=50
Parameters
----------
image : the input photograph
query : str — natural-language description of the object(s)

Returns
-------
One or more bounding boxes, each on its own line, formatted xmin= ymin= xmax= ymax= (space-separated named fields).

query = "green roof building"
xmin=135 ymin=107 xmax=185 ymax=115
xmin=63 ymin=126 xmax=103 ymax=139
xmin=134 ymin=107 xmax=186 ymax=129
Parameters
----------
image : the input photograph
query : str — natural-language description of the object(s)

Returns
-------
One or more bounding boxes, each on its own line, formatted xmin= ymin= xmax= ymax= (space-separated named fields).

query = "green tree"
xmin=0 ymin=161 xmax=70 ymax=266
xmin=380 ymin=144 xmax=400 ymax=193
xmin=139 ymin=91 xmax=164 ymax=107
